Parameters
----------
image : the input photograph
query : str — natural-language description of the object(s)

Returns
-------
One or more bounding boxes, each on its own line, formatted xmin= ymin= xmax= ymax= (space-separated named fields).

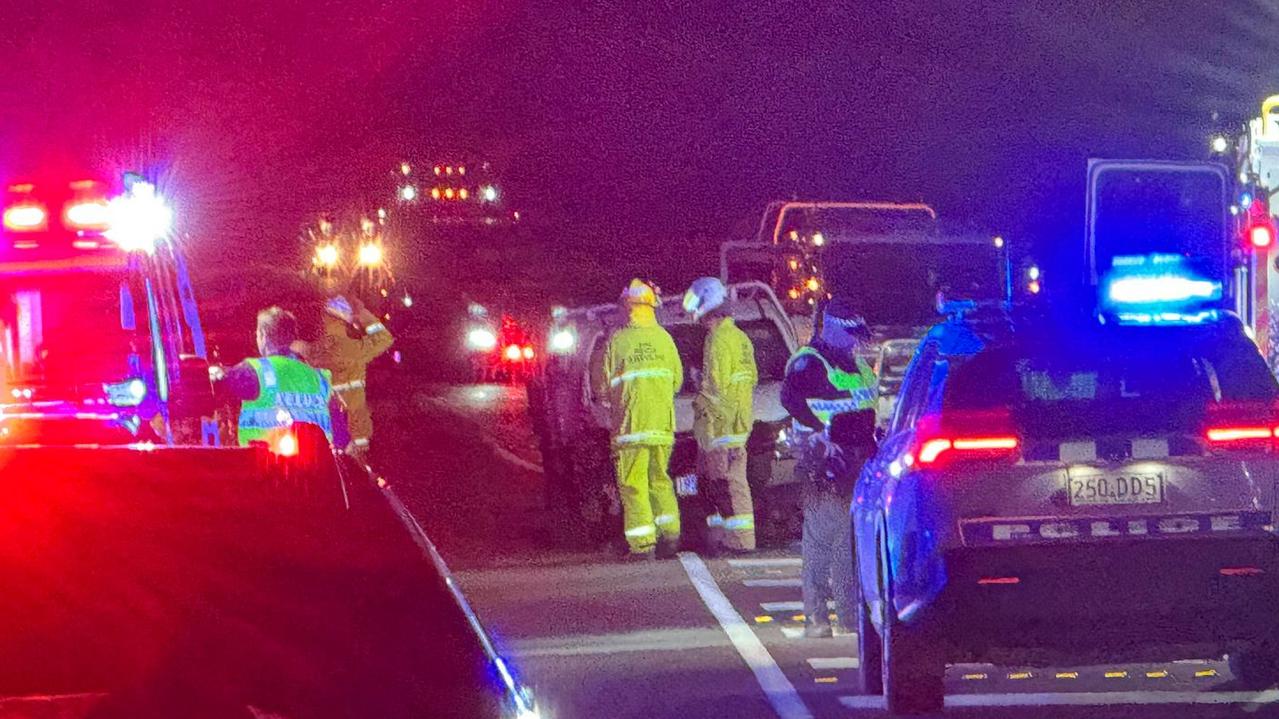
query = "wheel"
xmin=880 ymin=537 xmax=944 ymax=715
xmin=1230 ymin=644 xmax=1279 ymax=690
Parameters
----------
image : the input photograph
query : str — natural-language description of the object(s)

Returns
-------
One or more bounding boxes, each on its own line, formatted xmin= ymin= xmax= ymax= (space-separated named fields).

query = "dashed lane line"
xmin=728 ymin=557 xmax=803 ymax=568
xmin=743 ymin=579 xmax=802 ymax=588
xmin=838 ymin=689 xmax=1279 ymax=710
xmin=761 ymin=601 xmax=804 ymax=612
xmin=678 ymin=552 xmax=813 ymax=719
xmin=807 ymin=657 xmax=859 ymax=670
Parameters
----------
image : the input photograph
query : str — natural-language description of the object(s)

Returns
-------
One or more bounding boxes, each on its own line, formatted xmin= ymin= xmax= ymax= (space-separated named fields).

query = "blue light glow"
xmin=1106 ymin=275 xmax=1221 ymax=304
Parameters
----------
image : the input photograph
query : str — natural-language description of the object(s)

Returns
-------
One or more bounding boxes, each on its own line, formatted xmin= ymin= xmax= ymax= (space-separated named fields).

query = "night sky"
xmin=0 ymin=1 xmax=1276 ymax=303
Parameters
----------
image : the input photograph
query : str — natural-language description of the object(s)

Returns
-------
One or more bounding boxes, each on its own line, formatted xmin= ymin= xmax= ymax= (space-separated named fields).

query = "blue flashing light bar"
xmin=1106 ymin=275 xmax=1221 ymax=305
xmin=1113 ymin=310 xmax=1219 ymax=326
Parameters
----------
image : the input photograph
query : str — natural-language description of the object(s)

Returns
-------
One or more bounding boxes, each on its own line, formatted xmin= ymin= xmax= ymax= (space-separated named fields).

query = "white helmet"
xmin=682 ymin=277 xmax=729 ymax=320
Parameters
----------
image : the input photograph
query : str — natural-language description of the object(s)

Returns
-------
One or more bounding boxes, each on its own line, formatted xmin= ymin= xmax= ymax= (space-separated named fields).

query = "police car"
xmin=851 ymin=303 xmax=1279 ymax=714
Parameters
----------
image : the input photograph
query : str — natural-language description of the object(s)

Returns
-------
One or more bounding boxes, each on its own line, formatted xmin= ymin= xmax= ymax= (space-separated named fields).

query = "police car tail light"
xmin=916 ymin=435 xmax=1019 ymax=466
xmin=1204 ymin=425 xmax=1277 ymax=450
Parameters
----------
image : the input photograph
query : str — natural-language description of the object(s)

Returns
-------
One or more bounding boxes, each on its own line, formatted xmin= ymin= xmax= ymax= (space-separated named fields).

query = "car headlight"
xmin=466 ymin=327 xmax=498 ymax=351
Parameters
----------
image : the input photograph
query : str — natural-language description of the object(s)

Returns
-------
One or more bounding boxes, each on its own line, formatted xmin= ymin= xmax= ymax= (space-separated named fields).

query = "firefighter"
xmin=212 ymin=306 xmax=337 ymax=449
xmin=301 ymin=295 xmax=394 ymax=461
xmin=682 ymin=277 xmax=759 ymax=554
xmin=781 ymin=297 xmax=877 ymax=638
xmin=593 ymin=279 xmax=684 ymax=560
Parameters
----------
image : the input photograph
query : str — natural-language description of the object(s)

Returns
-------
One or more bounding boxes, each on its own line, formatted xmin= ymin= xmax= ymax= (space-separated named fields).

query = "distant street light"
xmin=481 ymin=185 xmax=498 ymax=202
xmin=400 ymin=185 xmax=417 ymax=201
xmin=1211 ymin=135 xmax=1230 ymax=154
xmin=358 ymin=243 xmax=384 ymax=268
xmin=400 ymin=162 xmax=412 ymax=176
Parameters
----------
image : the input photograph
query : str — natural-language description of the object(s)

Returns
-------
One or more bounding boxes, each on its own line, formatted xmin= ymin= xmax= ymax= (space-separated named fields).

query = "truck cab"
xmin=0 ymin=175 xmax=216 ymax=445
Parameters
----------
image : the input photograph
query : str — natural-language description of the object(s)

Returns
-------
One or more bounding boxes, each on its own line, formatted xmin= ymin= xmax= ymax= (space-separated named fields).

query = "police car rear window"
xmin=944 ymin=336 xmax=1277 ymax=437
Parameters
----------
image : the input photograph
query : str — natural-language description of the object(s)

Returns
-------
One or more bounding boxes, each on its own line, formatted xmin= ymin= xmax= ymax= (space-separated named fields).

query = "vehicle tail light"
xmin=273 ymin=432 xmax=299 ymax=457
xmin=522 ymin=345 xmax=535 ymax=360
xmin=916 ymin=435 xmax=1020 ymax=466
xmin=504 ymin=344 xmax=522 ymax=362
xmin=64 ymin=199 xmax=110 ymax=230
xmin=1205 ymin=426 xmax=1274 ymax=443
xmin=3 ymin=204 xmax=47 ymax=231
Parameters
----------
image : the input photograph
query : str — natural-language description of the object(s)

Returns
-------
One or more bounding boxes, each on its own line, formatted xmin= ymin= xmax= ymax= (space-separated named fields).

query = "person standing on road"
xmin=593 ymin=279 xmax=684 ymax=561
xmin=781 ymin=297 xmax=878 ymax=638
xmin=211 ymin=306 xmax=338 ymax=450
xmin=301 ymin=295 xmax=394 ymax=463
xmin=683 ymin=277 xmax=759 ymax=555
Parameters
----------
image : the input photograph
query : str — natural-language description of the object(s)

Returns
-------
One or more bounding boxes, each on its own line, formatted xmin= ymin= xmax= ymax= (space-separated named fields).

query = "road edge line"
xmin=678 ymin=552 xmax=813 ymax=719
xmin=422 ymin=396 xmax=544 ymax=473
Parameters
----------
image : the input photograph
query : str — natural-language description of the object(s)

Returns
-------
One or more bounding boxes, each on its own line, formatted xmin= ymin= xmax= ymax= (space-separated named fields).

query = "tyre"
xmin=880 ymin=542 xmax=944 ymax=715
xmin=1230 ymin=644 xmax=1279 ymax=690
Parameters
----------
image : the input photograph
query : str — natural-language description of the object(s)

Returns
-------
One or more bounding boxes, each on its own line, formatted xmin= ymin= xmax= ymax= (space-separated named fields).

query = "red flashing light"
xmin=522 ymin=345 xmax=535 ymax=360
xmin=1220 ymin=567 xmax=1264 ymax=577
xmin=3 ymin=204 xmax=47 ymax=231
xmin=64 ymin=199 xmax=110 ymax=230
xmin=977 ymin=576 xmax=1021 ymax=586
xmin=504 ymin=344 xmax=522 ymax=361
xmin=1250 ymin=223 xmax=1276 ymax=249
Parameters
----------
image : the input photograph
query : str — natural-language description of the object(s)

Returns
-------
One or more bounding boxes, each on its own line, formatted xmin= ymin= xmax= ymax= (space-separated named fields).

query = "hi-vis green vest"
xmin=237 ymin=356 xmax=334 ymax=446
xmin=784 ymin=346 xmax=877 ymax=427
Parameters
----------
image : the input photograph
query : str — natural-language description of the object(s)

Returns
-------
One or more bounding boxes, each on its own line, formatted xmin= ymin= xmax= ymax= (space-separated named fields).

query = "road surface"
xmin=376 ymin=383 xmax=1279 ymax=719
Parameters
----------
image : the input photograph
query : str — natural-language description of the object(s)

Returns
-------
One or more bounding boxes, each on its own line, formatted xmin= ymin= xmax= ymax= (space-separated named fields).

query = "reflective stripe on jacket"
xmin=237 ymin=356 xmax=334 ymax=445
xmin=694 ymin=317 xmax=757 ymax=450
xmin=594 ymin=309 xmax=683 ymax=448
xmin=783 ymin=346 xmax=877 ymax=428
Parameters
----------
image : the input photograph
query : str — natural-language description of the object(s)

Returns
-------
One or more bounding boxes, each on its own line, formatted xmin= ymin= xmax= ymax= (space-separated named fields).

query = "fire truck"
xmin=0 ymin=172 xmax=218 ymax=445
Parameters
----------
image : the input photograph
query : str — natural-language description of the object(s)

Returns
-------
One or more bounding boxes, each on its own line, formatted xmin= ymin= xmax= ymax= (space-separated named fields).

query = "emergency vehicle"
xmin=528 ymin=281 xmax=801 ymax=547
xmin=849 ymin=160 xmax=1279 ymax=714
xmin=0 ymin=173 xmax=217 ymax=445
xmin=0 ymin=171 xmax=539 ymax=716
xmin=464 ymin=304 xmax=539 ymax=383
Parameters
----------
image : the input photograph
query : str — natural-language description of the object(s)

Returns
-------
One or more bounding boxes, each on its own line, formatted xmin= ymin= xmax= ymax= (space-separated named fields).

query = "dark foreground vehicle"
xmin=853 ymin=312 xmax=1279 ymax=714
xmin=0 ymin=440 xmax=536 ymax=719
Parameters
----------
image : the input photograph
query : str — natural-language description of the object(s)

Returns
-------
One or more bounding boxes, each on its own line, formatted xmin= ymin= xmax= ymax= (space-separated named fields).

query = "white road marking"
xmin=761 ymin=601 xmax=804 ymax=612
xmin=679 ymin=552 xmax=813 ymax=719
xmin=744 ymin=578 xmax=802 ymax=588
xmin=838 ymin=689 xmax=1279 ymax=710
xmin=729 ymin=557 xmax=803 ymax=568
xmin=807 ymin=657 xmax=859 ymax=670
xmin=780 ymin=626 xmax=804 ymax=639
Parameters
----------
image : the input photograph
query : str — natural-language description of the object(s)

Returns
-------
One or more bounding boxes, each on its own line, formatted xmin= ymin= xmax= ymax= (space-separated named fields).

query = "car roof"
xmin=923 ymin=307 xmax=1254 ymax=362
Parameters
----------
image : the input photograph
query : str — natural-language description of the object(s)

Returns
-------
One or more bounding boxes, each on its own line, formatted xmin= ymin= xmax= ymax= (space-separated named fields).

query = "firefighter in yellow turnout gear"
xmin=594 ymin=280 xmax=684 ymax=560
xmin=683 ymin=277 xmax=759 ymax=553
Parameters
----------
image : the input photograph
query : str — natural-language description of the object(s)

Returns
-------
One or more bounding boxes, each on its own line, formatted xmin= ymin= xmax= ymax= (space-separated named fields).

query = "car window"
xmin=945 ymin=333 xmax=1278 ymax=438
xmin=890 ymin=342 xmax=939 ymax=434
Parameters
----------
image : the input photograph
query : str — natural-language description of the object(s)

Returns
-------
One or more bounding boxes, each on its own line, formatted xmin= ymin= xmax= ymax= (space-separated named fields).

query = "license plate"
xmin=675 ymin=474 xmax=698 ymax=497
xmin=1068 ymin=472 xmax=1164 ymax=506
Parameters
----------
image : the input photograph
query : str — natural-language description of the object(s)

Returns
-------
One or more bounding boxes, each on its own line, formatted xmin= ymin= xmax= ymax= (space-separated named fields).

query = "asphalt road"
xmin=377 ymin=382 xmax=1279 ymax=719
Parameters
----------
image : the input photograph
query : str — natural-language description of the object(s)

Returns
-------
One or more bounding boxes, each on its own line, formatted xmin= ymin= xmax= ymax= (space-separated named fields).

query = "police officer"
xmin=781 ymin=297 xmax=878 ymax=638
xmin=593 ymin=279 xmax=684 ymax=560
xmin=301 ymin=295 xmax=393 ymax=461
xmin=213 ymin=306 xmax=338 ymax=450
xmin=682 ymin=277 xmax=759 ymax=554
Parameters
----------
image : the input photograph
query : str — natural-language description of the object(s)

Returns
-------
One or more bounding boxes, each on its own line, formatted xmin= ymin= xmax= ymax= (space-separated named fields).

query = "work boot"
xmin=656 ymin=537 xmax=680 ymax=559
xmin=831 ymin=618 xmax=854 ymax=637
xmin=622 ymin=549 xmax=656 ymax=563
xmin=804 ymin=617 xmax=833 ymax=639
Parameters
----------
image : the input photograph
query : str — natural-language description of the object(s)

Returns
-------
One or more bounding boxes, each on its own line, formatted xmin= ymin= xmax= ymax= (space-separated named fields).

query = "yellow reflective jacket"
xmin=694 ymin=317 xmax=758 ymax=451
xmin=594 ymin=307 xmax=683 ymax=447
